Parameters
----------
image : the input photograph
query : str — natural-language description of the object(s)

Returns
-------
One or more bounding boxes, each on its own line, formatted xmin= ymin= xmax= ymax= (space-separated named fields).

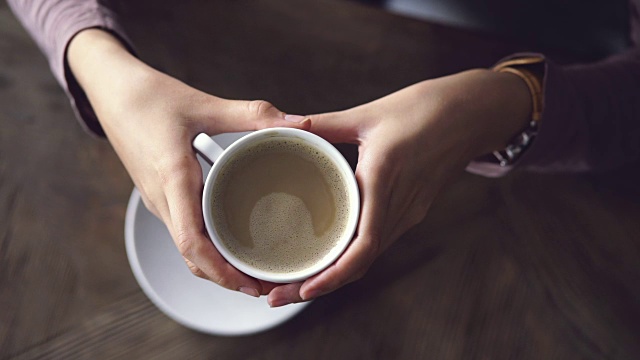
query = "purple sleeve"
xmin=467 ymin=0 xmax=640 ymax=176
xmin=7 ymin=0 xmax=132 ymax=137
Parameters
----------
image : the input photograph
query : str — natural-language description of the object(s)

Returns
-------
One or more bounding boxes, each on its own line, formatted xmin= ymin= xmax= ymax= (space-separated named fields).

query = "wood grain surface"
xmin=1 ymin=0 xmax=639 ymax=359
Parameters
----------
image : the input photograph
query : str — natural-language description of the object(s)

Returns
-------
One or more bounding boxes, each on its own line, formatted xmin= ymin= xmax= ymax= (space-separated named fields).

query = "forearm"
xmin=561 ymin=49 xmax=640 ymax=170
xmin=519 ymin=48 xmax=640 ymax=172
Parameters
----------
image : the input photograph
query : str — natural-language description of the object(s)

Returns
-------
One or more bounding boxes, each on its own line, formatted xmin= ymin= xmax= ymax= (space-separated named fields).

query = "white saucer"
xmin=124 ymin=132 xmax=310 ymax=336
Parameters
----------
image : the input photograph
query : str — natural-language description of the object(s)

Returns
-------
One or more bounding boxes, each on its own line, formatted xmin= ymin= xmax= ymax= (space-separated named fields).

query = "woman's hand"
xmin=68 ymin=29 xmax=309 ymax=297
xmin=267 ymin=69 xmax=532 ymax=306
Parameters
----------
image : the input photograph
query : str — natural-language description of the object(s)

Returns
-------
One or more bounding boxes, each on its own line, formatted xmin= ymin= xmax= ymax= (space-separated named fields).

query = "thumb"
xmin=307 ymin=109 xmax=361 ymax=144
xmin=204 ymin=98 xmax=311 ymax=134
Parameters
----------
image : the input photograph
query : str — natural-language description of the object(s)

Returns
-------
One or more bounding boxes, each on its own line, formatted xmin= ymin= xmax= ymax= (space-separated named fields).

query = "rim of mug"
xmin=201 ymin=128 xmax=360 ymax=283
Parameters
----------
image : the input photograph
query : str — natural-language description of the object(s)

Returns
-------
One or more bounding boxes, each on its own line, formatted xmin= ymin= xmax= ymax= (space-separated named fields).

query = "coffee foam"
xmin=210 ymin=137 xmax=350 ymax=274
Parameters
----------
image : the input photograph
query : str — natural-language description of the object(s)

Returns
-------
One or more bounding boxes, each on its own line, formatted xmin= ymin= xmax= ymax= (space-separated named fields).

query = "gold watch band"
xmin=489 ymin=56 xmax=545 ymax=166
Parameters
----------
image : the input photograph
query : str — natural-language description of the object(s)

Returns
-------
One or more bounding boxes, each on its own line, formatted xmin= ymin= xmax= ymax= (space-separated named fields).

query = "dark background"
xmin=353 ymin=0 xmax=630 ymax=59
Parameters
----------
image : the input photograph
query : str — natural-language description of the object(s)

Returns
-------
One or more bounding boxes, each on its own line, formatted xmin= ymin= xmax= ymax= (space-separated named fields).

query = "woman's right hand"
xmin=68 ymin=29 xmax=309 ymax=297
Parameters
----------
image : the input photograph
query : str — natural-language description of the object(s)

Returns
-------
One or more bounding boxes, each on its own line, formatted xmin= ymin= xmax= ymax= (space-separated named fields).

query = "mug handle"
xmin=192 ymin=133 xmax=224 ymax=165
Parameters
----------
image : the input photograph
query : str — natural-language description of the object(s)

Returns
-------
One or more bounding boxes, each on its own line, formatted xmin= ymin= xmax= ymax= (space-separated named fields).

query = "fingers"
xmin=257 ymin=280 xmax=280 ymax=295
xmin=298 ymin=158 xmax=390 ymax=301
xmin=267 ymin=282 xmax=304 ymax=307
xmin=306 ymin=110 xmax=362 ymax=144
xmin=203 ymin=99 xmax=311 ymax=134
xmin=161 ymin=156 xmax=263 ymax=296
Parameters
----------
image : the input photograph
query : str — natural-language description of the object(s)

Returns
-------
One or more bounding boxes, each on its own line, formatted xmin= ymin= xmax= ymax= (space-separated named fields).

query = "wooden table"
xmin=2 ymin=1 xmax=639 ymax=358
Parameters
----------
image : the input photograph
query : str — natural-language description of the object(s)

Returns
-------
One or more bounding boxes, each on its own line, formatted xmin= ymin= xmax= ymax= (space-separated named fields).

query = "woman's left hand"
xmin=267 ymin=69 xmax=533 ymax=307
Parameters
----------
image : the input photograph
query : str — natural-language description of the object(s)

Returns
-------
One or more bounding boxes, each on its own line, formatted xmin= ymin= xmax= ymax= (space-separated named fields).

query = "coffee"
xmin=210 ymin=137 xmax=350 ymax=274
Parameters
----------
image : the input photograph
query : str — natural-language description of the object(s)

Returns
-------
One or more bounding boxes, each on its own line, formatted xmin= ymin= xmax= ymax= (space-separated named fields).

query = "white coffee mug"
xmin=192 ymin=128 xmax=360 ymax=283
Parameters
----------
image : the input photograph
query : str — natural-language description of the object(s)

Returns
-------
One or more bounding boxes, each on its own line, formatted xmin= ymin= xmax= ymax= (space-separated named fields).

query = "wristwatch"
xmin=491 ymin=56 xmax=545 ymax=166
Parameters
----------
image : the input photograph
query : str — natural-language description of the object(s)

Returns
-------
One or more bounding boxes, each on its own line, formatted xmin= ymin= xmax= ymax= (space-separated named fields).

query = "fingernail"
xmin=284 ymin=114 xmax=306 ymax=123
xmin=301 ymin=288 xmax=324 ymax=301
xmin=239 ymin=287 xmax=260 ymax=298
xmin=269 ymin=298 xmax=293 ymax=308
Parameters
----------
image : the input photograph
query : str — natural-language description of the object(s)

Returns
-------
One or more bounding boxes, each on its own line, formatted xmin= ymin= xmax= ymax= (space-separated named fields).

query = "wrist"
xmin=470 ymin=69 xmax=533 ymax=158
xmin=67 ymin=29 xmax=158 ymax=121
